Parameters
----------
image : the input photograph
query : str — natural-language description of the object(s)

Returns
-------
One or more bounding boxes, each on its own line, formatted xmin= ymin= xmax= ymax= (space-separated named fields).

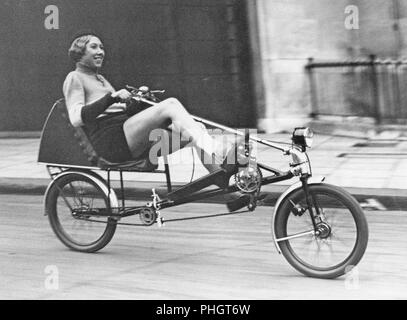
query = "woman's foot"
xmin=225 ymin=192 xmax=251 ymax=212
xmin=218 ymin=137 xmax=248 ymax=172
xmin=200 ymin=137 xmax=249 ymax=189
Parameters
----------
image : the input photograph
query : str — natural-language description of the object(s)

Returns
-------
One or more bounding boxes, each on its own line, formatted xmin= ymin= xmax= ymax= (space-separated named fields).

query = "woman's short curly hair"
xmin=68 ymin=34 xmax=100 ymax=63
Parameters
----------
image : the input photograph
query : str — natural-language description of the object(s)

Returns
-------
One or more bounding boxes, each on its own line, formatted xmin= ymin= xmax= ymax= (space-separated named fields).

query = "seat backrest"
xmin=38 ymin=99 xmax=160 ymax=172
xmin=38 ymin=99 xmax=99 ymax=167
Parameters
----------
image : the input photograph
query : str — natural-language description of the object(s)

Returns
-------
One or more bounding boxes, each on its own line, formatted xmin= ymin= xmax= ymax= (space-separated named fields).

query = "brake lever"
xmin=125 ymin=85 xmax=138 ymax=93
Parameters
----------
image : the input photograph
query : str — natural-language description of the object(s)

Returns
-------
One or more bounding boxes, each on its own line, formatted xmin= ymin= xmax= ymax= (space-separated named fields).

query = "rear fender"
xmin=43 ymin=170 xmax=119 ymax=216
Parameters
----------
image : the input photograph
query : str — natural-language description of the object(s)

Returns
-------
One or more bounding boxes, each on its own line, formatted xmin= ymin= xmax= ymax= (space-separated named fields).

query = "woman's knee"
xmin=164 ymin=97 xmax=181 ymax=106
xmin=160 ymin=97 xmax=187 ymax=117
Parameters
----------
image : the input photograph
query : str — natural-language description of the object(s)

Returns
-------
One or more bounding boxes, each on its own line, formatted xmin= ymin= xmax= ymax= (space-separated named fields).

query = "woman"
xmin=63 ymin=34 xmax=235 ymax=171
xmin=63 ymin=34 xmax=251 ymax=211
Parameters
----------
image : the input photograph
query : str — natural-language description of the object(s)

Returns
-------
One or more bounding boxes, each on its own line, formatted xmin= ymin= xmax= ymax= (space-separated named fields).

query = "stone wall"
xmin=254 ymin=0 xmax=404 ymax=132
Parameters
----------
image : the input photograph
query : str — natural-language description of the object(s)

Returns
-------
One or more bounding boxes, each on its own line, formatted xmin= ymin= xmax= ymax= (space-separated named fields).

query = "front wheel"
xmin=274 ymin=184 xmax=368 ymax=279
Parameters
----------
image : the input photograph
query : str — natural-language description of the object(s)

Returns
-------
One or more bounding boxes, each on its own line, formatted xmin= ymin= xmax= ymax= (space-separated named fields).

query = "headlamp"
xmin=292 ymin=127 xmax=314 ymax=150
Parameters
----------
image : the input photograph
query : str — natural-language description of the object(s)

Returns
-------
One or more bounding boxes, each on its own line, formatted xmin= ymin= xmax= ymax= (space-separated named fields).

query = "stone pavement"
xmin=0 ymin=131 xmax=406 ymax=210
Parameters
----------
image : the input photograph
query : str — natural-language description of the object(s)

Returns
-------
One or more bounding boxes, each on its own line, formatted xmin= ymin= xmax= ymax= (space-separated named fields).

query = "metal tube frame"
xmin=45 ymin=96 xmax=302 ymax=222
xmin=48 ymin=163 xmax=295 ymax=220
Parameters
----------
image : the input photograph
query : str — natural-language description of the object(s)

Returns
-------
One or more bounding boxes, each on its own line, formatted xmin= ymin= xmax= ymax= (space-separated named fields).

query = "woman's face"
xmin=79 ymin=36 xmax=105 ymax=69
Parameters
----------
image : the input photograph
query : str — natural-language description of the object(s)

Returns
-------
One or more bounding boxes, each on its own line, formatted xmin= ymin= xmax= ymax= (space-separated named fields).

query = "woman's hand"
xmin=111 ymin=89 xmax=132 ymax=102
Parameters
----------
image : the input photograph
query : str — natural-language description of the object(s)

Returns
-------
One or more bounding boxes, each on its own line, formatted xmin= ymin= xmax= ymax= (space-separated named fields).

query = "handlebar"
xmin=126 ymin=85 xmax=165 ymax=102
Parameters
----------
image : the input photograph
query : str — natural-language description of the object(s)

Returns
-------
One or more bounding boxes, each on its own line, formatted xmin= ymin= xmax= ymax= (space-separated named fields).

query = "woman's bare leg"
xmin=123 ymin=98 xmax=225 ymax=171
xmin=157 ymin=125 xmax=222 ymax=173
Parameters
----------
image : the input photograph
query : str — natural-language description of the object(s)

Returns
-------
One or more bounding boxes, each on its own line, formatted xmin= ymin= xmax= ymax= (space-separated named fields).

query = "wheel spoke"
xmin=329 ymin=232 xmax=354 ymax=248
xmin=276 ymin=230 xmax=315 ymax=242
xmin=47 ymin=173 xmax=116 ymax=252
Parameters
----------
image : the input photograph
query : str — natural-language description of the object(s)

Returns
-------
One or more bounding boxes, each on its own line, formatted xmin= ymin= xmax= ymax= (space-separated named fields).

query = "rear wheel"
xmin=274 ymin=184 xmax=368 ymax=279
xmin=45 ymin=172 xmax=117 ymax=252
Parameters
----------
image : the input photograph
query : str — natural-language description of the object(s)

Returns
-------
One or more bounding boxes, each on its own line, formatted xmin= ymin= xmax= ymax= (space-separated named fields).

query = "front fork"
xmin=300 ymin=174 xmax=322 ymax=230
xmin=272 ymin=175 xmax=326 ymax=254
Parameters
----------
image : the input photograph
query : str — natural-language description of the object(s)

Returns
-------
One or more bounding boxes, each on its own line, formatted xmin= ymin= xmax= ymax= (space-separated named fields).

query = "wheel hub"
xmin=316 ymin=222 xmax=331 ymax=239
xmin=72 ymin=206 xmax=91 ymax=219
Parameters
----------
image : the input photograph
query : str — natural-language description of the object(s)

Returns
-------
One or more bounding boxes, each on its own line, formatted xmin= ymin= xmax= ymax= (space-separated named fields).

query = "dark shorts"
xmin=86 ymin=113 xmax=133 ymax=163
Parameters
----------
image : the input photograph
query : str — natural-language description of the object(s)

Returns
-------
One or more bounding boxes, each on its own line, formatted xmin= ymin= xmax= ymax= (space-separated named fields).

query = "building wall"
xmin=254 ymin=0 xmax=404 ymax=132
xmin=1 ymin=0 xmax=403 ymax=132
xmin=0 ymin=0 xmax=255 ymax=131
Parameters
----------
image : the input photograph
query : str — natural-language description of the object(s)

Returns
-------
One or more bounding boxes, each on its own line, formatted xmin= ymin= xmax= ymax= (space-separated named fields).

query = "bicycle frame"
xmin=44 ymin=111 xmax=317 ymax=228
xmin=41 ymin=95 xmax=321 ymax=243
xmin=45 ymin=160 xmax=294 ymax=219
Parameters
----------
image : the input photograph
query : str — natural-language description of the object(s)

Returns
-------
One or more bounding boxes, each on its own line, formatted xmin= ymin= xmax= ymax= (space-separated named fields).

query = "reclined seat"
xmin=38 ymin=99 xmax=159 ymax=172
